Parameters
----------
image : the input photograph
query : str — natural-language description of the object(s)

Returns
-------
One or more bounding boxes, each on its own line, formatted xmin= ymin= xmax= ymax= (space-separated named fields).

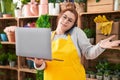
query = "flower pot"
xmin=48 ymin=3 xmax=60 ymax=15
xmin=90 ymin=74 xmax=96 ymax=79
xmin=104 ymin=75 xmax=111 ymax=80
xmin=6 ymin=32 xmax=15 ymax=42
xmin=14 ymin=9 xmax=22 ymax=17
xmin=96 ymin=75 xmax=103 ymax=80
xmin=0 ymin=33 xmax=8 ymax=41
xmin=9 ymin=61 xmax=15 ymax=67
xmin=39 ymin=4 xmax=48 ymax=15
xmin=27 ymin=60 xmax=34 ymax=69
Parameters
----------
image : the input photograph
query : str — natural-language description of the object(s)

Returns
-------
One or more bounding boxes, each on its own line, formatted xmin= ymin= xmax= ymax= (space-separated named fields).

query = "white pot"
xmin=114 ymin=0 xmax=120 ymax=11
xmin=14 ymin=9 xmax=22 ymax=17
xmin=49 ymin=3 xmax=60 ymax=15
xmin=96 ymin=75 xmax=103 ymax=80
xmin=9 ymin=61 xmax=15 ymax=67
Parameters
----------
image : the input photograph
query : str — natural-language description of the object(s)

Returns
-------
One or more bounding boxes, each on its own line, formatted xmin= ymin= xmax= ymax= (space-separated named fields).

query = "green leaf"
xmin=36 ymin=14 xmax=51 ymax=28
xmin=96 ymin=0 xmax=100 ymax=2
xmin=0 ymin=42 xmax=2 ymax=49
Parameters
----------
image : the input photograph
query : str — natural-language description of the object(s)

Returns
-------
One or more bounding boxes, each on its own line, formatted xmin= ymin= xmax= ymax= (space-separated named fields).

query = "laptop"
xmin=15 ymin=27 xmax=52 ymax=60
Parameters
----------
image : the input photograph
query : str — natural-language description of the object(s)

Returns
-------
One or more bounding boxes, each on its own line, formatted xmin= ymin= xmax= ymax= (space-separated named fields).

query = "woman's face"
xmin=57 ymin=11 xmax=76 ymax=34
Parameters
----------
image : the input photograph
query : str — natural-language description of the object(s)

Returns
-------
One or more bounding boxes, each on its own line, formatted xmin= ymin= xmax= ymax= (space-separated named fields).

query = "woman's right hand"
xmin=26 ymin=57 xmax=44 ymax=67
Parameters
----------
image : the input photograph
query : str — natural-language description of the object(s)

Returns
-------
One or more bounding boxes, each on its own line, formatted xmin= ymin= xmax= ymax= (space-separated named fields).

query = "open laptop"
xmin=15 ymin=27 xmax=52 ymax=60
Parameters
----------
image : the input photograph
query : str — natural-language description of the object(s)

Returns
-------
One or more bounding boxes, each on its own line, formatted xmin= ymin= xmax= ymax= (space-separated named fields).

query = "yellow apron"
xmin=44 ymin=32 xmax=86 ymax=80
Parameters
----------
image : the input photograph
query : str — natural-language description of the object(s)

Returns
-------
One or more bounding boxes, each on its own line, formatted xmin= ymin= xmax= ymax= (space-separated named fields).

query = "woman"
xmin=28 ymin=8 xmax=120 ymax=80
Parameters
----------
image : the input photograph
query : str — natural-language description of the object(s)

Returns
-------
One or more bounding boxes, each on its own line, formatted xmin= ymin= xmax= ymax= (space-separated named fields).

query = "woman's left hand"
xmin=99 ymin=35 xmax=120 ymax=49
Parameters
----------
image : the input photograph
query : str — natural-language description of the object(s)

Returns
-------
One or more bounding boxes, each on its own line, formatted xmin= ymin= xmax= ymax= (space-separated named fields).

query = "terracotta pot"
xmin=6 ymin=32 xmax=15 ymax=42
xmin=3 ymin=14 xmax=12 ymax=18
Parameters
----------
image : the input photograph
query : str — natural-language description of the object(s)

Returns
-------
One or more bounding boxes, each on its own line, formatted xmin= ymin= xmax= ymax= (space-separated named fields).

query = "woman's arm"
xmin=76 ymin=27 xmax=105 ymax=59
xmin=76 ymin=28 xmax=120 ymax=59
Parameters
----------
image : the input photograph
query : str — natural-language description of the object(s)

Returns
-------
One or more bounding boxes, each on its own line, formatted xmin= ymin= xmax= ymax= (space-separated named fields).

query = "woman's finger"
xmin=106 ymin=35 xmax=116 ymax=41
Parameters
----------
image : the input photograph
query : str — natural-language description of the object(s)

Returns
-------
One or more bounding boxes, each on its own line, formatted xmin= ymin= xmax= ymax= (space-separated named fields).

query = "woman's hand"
xmin=99 ymin=35 xmax=120 ymax=49
xmin=26 ymin=57 xmax=44 ymax=67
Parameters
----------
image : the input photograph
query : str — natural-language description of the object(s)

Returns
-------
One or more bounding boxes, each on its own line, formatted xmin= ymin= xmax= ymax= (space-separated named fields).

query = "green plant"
xmin=0 ymin=53 xmax=8 ymax=65
xmin=36 ymin=70 xmax=44 ymax=80
xmin=96 ymin=72 xmax=103 ymax=76
xmin=83 ymin=28 xmax=95 ymax=38
xmin=8 ymin=53 xmax=17 ymax=61
xmin=49 ymin=0 xmax=62 ymax=8
xmin=0 ymin=71 xmax=5 ymax=75
xmin=36 ymin=14 xmax=51 ymax=28
xmin=74 ymin=0 xmax=87 ymax=3
xmin=21 ymin=0 xmax=30 ymax=4
xmin=104 ymin=70 xmax=110 ymax=77
xmin=0 ymin=0 xmax=6 ymax=14
xmin=0 ymin=53 xmax=8 ymax=61
xmin=0 ymin=42 xmax=2 ymax=49
xmin=96 ymin=59 xmax=110 ymax=73
xmin=24 ymin=78 xmax=33 ymax=80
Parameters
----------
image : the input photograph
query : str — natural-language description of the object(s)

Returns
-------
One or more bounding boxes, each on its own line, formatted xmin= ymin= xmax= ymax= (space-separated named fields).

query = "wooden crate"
xmin=87 ymin=0 xmax=114 ymax=12
xmin=96 ymin=34 xmax=120 ymax=43
xmin=96 ymin=21 xmax=120 ymax=35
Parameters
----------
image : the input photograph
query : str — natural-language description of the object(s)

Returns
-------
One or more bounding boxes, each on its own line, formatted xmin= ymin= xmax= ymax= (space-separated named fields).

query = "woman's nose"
xmin=64 ymin=18 xmax=69 ymax=24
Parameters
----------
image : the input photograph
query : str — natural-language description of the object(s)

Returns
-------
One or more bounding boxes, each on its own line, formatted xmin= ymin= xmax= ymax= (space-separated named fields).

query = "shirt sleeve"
xmin=75 ymin=27 xmax=105 ymax=59
xmin=34 ymin=62 xmax=46 ymax=70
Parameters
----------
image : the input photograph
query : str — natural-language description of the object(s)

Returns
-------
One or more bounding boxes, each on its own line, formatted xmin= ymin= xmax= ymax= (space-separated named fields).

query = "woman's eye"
xmin=63 ymin=16 xmax=67 ymax=19
xmin=68 ymin=19 xmax=72 ymax=22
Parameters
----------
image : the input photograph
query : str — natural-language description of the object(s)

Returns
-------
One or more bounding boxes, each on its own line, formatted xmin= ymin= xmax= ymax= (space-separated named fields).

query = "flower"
xmin=4 ymin=26 xmax=17 ymax=33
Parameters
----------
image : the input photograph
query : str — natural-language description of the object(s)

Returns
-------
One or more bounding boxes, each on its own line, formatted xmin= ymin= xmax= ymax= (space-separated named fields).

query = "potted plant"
xmin=8 ymin=53 xmax=17 ymax=67
xmin=4 ymin=26 xmax=17 ymax=42
xmin=96 ymin=72 xmax=103 ymax=80
xmin=103 ymin=70 xmax=111 ymax=80
xmin=11 ymin=1 xmax=22 ymax=17
xmin=0 ymin=53 xmax=8 ymax=65
xmin=74 ymin=0 xmax=87 ymax=12
xmin=83 ymin=28 xmax=95 ymax=44
xmin=48 ymin=0 xmax=60 ymax=15
xmin=88 ymin=71 xmax=96 ymax=79
xmin=36 ymin=14 xmax=51 ymax=28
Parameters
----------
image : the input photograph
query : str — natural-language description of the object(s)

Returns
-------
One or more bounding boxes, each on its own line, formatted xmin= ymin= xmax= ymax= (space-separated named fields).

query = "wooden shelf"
xmin=1 ymin=41 xmax=15 ymax=45
xmin=79 ymin=10 xmax=120 ymax=16
xmin=0 ymin=65 xmax=18 ymax=70
xmin=0 ymin=15 xmax=58 ymax=20
xmin=0 ymin=17 xmax=15 ymax=20
xmin=108 ymin=47 xmax=120 ymax=50
xmin=86 ymin=78 xmax=97 ymax=80
xmin=19 ymin=68 xmax=36 ymax=73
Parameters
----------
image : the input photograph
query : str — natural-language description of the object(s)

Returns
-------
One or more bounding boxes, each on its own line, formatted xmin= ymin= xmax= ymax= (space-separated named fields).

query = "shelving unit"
xmin=79 ymin=11 xmax=120 ymax=80
xmin=0 ymin=16 xmax=57 ymax=80
xmin=0 ymin=11 xmax=120 ymax=80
